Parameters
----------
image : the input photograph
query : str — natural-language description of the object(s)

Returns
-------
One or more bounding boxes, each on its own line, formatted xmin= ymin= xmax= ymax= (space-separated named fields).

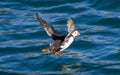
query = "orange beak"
xmin=42 ymin=48 xmax=47 ymax=52
xmin=54 ymin=51 xmax=60 ymax=55
xmin=77 ymin=32 xmax=80 ymax=36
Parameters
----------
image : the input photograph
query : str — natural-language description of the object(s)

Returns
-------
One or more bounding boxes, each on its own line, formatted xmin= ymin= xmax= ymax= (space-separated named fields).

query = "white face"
xmin=72 ymin=30 xmax=80 ymax=37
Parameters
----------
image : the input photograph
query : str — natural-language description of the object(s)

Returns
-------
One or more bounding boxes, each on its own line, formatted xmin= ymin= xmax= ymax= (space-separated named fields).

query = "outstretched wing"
xmin=36 ymin=13 xmax=59 ymax=37
xmin=67 ymin=17 xmax=75 ymax=32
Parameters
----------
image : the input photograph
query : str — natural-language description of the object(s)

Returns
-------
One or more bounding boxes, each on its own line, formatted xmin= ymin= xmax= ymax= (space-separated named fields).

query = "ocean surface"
xmin=0 ymin=0 xmax=120 ymax=75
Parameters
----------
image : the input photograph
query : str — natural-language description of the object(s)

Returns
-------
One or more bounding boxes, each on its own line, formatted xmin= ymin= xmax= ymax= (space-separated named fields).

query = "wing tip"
xmin=35 ymin=12 xmax=47 ymax=26
xmin=67 ymin=17 xmax=74 ymax=23
xmin=36 ymin=12 xmax=38 ymax=17
xmin=35 ymin=12 xmax=41 ymax=19
xmin=68 ymin=17 xmax=73 ymax=21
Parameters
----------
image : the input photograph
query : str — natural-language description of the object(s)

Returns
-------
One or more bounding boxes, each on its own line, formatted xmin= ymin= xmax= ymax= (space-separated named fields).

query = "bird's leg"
xmin=42 ymin=48 xmax=47 ymax=52
xmin=54 ymin=51 xmax=60 ymax=55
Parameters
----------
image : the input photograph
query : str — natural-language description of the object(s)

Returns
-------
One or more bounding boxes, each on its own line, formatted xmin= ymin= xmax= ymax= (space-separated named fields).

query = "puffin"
xmin=36 ymin=13 xmax=80 ymax=55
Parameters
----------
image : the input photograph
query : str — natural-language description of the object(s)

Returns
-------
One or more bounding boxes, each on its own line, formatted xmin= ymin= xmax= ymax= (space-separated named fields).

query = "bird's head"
xmin=72 ymin=30 xmax=80 ymax=37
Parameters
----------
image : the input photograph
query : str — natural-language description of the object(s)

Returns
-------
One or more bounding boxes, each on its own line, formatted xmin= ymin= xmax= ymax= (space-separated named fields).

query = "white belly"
xmin=60 ymin=37 xmax=74 ymax=51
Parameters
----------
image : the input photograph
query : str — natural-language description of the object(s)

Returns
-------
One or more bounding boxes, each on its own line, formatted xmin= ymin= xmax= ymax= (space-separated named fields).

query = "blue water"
xmin=0 ymin=0 xmax=120 ymax=75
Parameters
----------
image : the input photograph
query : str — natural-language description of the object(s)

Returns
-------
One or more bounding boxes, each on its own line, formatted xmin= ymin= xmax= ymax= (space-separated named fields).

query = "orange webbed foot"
xmin=54 ymin=51 xmax=60 ymax=55
xmin=42 ymin=48 xmax=47 ymax=52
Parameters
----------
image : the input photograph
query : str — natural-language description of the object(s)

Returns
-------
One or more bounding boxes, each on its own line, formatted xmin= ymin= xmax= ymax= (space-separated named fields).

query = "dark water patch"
xmin=54 ymin=19 xmax=67 ymax=27
xmin=90 ymin=18 xmax=120 ymax=27
xmin=0 ymin=45 xmax=46 ymax=55
xmin=0 ymin=53 xmax=42 ymax=64
xmin=0 ymin=52 xmax=82 ymax=74
xmin=80 ymin=60 xmax=120 ymax=72
xmin=75 ymin=13 xmax=101 ymax=25
xmin=73 ymin=39 xmax=100 ymax=50
xmin=0 ymin=39 xmax=49 ymax=48
xmin=98 ymin=52 xmax=120 ymax=61
xmin=85 ymin=28 xmax=119 ymax=37
xmin=80 ymin=60 xmax=120 ymax=75
xmin=0 ymin=27 xmax=42 ymax=34
xmin=1 ymin=2 xmax=22 ymax=8
xmin=0 ymin=28 xmax=51 ymax=42
xmin=20 ymin=0 xmax=84 ymax=8
xmin=0 ymin=70 xmax=25 ymax=75
xmin=41 ymin=5 xmax=84 ymax=14
xmin=21 ymin=0 xmax=66 ymax=8
xmin=89 ymin=0 xmax=120 ymax=11
xmin=0 ymin=9 xmax=13 ymax=14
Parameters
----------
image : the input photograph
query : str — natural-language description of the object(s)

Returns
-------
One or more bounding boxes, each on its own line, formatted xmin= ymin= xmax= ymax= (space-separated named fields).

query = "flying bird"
xmin=36 ymin=13 xmax=80 ymax=55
